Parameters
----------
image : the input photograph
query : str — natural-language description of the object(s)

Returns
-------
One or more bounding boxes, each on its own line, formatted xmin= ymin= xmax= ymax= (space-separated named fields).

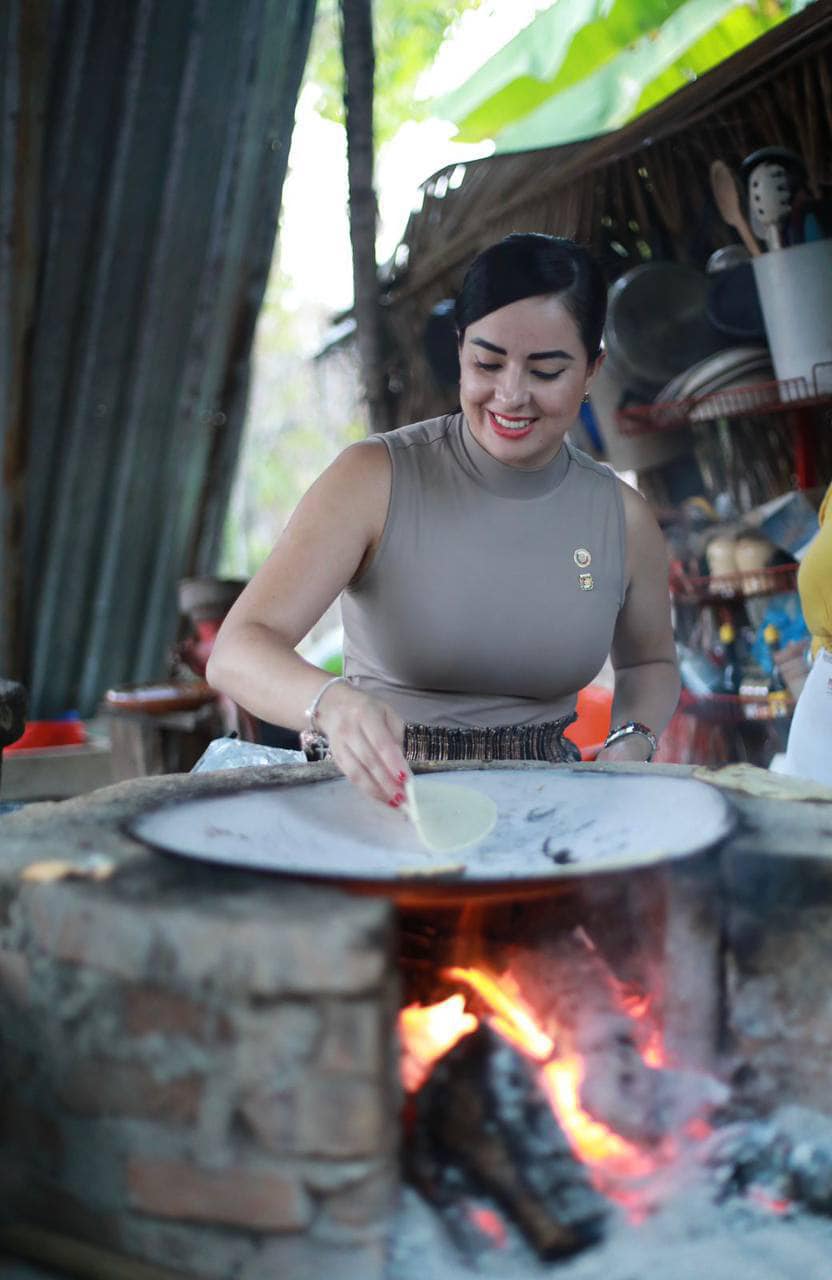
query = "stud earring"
xmin=582 ymin=389 xmax=590 ymax=403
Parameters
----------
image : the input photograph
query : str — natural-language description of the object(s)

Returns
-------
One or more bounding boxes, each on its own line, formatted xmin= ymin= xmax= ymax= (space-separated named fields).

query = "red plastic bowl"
xmin=5 ymin=719 xmax=88 ymax=752
xmin=564 ymin=684 xmax=613 ymax=761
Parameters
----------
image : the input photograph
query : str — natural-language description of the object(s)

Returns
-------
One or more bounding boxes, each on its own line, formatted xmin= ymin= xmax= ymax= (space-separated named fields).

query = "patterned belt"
xmin=403 ymin=714 xmax=580 ymax=764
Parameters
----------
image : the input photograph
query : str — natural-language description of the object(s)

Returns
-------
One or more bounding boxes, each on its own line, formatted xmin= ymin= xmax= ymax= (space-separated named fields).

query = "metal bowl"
xmin=604 ymin=263 xmax=728 ymax=398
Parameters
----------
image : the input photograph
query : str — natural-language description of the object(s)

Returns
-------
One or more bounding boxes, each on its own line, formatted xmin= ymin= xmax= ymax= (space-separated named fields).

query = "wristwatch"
xmin=603 ymin=721 xmax=658 ymax=760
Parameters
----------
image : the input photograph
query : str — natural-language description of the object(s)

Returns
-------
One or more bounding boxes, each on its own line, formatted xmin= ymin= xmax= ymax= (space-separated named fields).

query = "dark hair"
xmin=455 ymin=232 xmax=606 ymax=361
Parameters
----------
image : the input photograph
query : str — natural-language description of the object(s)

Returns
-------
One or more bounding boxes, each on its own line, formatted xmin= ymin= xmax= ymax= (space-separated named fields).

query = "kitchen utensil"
xmin=706 ymin=262 xmax=766 ymax=340
xmin=657 ymin=345 xmax=771 ymax=403
xmin=588 ymin=358 xmax=695 ymax=473
xmin=786 ymin=196 xmax=832 ymax=246
xmin=752 ymin=238 xmax=832 ymax=395
xmin=128 ymin=765 xmax=736 ymax=905
xmin=604 ymin=262 xmax=728 ymax=397
xmin=740 ymin=146 xmax=806 ymax=247
xmin=748 ymin=162 xmax=791 ymax=250
xmin=710 ymin=160 xmax=761 ymax=258
xmin=705 ymin=245 xmax=749 ymax=274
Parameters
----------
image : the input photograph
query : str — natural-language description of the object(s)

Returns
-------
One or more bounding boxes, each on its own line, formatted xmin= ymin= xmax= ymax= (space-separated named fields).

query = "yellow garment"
xmin=798 ymin=482 xmax=832 ymax=654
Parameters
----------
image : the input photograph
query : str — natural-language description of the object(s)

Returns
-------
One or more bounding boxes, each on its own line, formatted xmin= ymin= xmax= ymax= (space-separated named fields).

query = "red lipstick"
xmin=487 ymin=409 xmax=535 ymax=440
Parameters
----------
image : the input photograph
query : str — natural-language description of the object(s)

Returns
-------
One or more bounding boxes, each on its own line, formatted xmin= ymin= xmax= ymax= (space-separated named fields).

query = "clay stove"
xmin=1 ymin=761 xmax=832 ymax=1280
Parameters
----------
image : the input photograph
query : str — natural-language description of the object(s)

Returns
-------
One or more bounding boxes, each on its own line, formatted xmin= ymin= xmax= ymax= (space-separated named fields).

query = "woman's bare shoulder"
xmin=293 ymin=437 xmax=392 ymax=564
xmin=306 ymin=436 xmax=390 ymax=504
xmin=615 ymin=476 xmax=668 ymax=583
xmin=617 ymin=476 xmax=661 ymax=537
xmin=323 ymin=436 xmax=389 ymax=486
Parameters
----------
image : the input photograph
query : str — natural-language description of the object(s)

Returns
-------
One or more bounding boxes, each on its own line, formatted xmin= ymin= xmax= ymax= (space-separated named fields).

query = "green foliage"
xmin=435 ymin=0 xmax=803 ymax=152
xmin=307 ymin=0 xmax=484 ymax=144
xmin=219 ymin=272 xmax=365 ymax=578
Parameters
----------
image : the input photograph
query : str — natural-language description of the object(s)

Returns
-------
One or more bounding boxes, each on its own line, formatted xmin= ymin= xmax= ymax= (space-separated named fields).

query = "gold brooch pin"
xmin=579 ymin=573 xmax=594 ymax=591
xmin=573 ymin=547 xmax=592 ymax=568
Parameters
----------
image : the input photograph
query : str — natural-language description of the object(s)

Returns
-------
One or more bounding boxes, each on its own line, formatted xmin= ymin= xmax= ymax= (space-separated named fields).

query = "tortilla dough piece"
xmin=693 ymin=763 xmax=832 ymax=803
xmin=404 ymin=777 xmax=498 ymax=853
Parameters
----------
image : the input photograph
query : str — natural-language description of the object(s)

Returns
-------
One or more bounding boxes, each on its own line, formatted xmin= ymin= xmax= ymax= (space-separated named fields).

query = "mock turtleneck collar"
xmin=455 ymin=412 xmax=572 ymax=499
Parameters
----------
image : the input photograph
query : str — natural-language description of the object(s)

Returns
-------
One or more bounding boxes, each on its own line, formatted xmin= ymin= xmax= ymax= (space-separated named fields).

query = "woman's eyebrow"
xmin=471 ymin=337 xmax=575 ymax=361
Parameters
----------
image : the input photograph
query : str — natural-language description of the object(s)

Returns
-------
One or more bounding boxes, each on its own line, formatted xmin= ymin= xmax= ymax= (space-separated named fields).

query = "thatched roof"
xmin=382 ymin=2 xmax=832 ymax=427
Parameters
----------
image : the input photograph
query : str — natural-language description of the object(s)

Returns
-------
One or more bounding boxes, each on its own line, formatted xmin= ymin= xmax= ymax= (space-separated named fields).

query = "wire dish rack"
xmin=618 ymin=370 xmax=832 ymax=434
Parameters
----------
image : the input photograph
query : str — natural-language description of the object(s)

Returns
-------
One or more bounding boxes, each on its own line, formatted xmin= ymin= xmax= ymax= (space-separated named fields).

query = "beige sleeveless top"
xmin=341 ymin=412 xmax=626 ymax=729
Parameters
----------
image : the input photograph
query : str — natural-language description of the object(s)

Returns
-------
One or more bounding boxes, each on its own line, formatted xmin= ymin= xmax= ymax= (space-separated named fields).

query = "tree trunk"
xmin=340 ymin=0 xmax=390 ymax=433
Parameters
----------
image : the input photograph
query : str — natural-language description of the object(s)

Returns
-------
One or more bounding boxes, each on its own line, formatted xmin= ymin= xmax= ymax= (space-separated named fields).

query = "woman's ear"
xmin=585 ymin=349 xmax=606 ymax=390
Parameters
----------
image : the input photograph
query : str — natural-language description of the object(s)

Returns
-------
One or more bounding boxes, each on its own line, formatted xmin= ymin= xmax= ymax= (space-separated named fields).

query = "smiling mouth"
xmin=488 ymin=410 xmax=536 ymax=438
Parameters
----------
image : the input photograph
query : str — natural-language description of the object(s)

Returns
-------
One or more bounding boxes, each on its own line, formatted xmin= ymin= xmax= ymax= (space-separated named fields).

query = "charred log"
xmin=406 ymin=1023 xmax=607 ymax=1259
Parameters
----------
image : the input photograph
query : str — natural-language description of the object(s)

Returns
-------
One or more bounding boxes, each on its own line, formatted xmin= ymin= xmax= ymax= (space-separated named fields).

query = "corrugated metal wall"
xmin=1 ymin=0 xmax=316 ymax=717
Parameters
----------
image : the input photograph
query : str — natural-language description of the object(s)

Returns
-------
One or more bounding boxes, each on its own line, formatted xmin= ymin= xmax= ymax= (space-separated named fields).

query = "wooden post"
xmin=341 ymin=0 xmax=390 ymax=434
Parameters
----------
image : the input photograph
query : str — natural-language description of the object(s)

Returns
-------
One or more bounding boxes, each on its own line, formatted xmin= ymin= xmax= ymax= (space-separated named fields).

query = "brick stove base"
xmin=0 ymin=767 xmax=400 ymax=1280
xmin=1 ymin=761 xmax=832 ymax=1279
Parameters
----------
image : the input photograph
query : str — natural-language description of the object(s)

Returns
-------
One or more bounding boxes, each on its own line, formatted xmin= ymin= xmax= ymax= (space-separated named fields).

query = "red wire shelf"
xmin=618 ymin=368 xmax=832 ymax=435
xmin=679 ymin=688 xmax=794 ymax=725
xmin=670 ymin=561 xmax=799 ymax=605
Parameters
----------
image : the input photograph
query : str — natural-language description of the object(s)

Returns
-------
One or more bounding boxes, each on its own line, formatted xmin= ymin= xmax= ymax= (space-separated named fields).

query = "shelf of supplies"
xmin=670 ymin=562 xmax=799 ymax=606
xmin=679 ymin=689 xmax=794 ymax=725
xmin=618 ymin=371 xmax=832 ymax=435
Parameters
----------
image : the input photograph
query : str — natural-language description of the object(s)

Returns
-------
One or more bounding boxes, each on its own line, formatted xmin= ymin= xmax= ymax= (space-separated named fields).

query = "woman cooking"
xmin=207 ymin=233 xmax=681 ymax=805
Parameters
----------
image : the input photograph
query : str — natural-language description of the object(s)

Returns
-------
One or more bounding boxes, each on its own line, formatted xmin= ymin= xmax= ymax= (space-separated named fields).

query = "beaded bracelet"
xmin=603 ymin=721 xmax=658 ymax=760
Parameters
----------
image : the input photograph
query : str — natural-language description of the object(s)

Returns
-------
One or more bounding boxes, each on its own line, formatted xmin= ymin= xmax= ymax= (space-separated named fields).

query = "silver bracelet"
xmin=304 ymin=675 xmax=349 ymax=736
xmin=603 ymin=721 xmax=658 ymax=760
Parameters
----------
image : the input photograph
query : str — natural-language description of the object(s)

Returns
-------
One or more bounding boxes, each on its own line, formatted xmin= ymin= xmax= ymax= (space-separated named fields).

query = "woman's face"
xmin=458 ymin=293 xmax=601 ymax=469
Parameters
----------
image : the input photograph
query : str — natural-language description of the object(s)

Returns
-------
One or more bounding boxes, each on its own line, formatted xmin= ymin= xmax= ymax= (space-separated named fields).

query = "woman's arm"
xmin=594 ymin=481 xmax=681 ymax=763
xmin=206 ymin=441 xmax=410 ymax=803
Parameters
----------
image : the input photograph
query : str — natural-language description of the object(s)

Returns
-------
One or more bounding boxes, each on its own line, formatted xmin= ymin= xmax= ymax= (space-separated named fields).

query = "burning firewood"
xmin=506 ymin=932 xmax=727 ymax=1146
xmin=406 ymin=1023 xmax=608 ymax=1260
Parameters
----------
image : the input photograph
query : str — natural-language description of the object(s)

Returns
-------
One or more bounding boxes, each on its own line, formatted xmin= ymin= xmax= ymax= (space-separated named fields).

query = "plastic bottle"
xmin=763 ymin=623 xmax=790 ymax=720
xmin=719 ymin=622 xmax=741 ymax=695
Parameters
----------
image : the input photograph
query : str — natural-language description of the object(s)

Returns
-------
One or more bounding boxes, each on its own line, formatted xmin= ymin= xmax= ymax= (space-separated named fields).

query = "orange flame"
xmin=400 ymin=993 xmax=477 ymax=1092
xmin=541 ymin=1054 xmax=673 ymax=1183
xmin=398 ymin=961 xmax=704 ymax=1214
xmin=443 ymin=965 xmax=555 ymax=1061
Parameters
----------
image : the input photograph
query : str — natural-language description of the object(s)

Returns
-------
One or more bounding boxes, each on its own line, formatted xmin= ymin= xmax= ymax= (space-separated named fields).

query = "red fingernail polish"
xmin=394 ymin=792 xmax=405 ymax=805
xmin=397 ymin=771 xmax=407 ymax=783
xmin=388 ymin=798 xmax=400 ymax=809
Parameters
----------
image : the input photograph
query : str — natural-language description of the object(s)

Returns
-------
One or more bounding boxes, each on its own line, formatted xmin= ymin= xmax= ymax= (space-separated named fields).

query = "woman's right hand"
xmin=315 ymin=682 xmax=410 ymax=807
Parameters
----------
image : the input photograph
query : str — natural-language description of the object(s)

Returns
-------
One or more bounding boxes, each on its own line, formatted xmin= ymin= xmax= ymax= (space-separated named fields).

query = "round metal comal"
xmin=129 ymin=767 xmax=735 ymax=902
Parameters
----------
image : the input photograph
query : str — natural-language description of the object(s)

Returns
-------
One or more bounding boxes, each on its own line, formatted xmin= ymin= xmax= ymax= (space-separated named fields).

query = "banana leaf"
xmin=434 ymin=0 xmax=810 ymax=153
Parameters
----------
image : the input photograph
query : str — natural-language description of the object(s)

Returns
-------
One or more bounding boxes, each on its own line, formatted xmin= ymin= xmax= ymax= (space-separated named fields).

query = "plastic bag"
xmin=190 ymin=736 xmax=306 ymax=773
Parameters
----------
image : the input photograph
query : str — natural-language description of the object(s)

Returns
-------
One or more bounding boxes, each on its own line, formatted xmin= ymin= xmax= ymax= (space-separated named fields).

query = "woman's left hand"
xmin=593 ymin=735 xmax=654 ymax=764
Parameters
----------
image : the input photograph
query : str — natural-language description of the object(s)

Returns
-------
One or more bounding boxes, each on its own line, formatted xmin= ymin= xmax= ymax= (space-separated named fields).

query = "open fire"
xmin=400 ymin=947 xmax=701 ymax=1218
xmin=391 ymin=887 xmax=832 ymax=1280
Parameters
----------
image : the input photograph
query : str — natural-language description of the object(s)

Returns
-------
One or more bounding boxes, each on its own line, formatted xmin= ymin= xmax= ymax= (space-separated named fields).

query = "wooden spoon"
xmin=710 ymin=160 xmax=761 ymax=257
